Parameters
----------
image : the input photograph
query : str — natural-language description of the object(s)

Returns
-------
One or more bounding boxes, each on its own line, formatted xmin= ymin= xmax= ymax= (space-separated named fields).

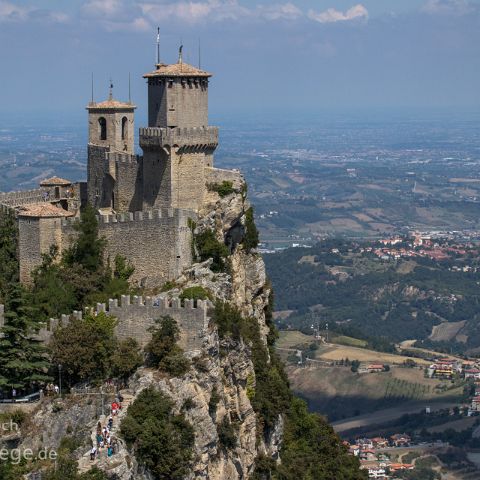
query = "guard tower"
xmin=86 ymin=85 xmax=138 ymax=210
xmin=139 ymin=51 xmax=219 ymax=212
xmin=86 ymin=85 xmax=136 ymax=154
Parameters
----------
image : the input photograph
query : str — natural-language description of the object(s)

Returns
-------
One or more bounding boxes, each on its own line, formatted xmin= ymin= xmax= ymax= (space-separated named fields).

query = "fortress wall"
xmin=171 ymin=150 xmax=206 ymax=211
xmin=0 ymin=188 xmax=46 ymax=207
xmin=87 ymin=144 xmax=110 ymax=208
xmin=112 ymin=153 xmax=143 ymax=212
xmin=18 ymin=218 xmax=42 ymax=284
xmin=18 ymin=217 xmax=64 ymax=284
xmin=142 ymin=147 xmax=172 ymax=210
xmin=60 ymin=208 xmax=195 ymax=287
xmin=33 ymin=296 xmax=210 ymax=352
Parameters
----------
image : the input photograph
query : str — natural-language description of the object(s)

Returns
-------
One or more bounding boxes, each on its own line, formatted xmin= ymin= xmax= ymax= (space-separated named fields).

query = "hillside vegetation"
xmin=264 ymin=239 xmax=480 ymax=354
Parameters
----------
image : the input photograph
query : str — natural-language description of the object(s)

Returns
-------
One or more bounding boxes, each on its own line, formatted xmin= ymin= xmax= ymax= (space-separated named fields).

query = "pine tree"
xmin=63 ymin=204 xmax=106 ymax=272
xmin=0 ymin=211 xmax=19 ymax=303
xmin=0 ymin=285 xmax=51 ymax=392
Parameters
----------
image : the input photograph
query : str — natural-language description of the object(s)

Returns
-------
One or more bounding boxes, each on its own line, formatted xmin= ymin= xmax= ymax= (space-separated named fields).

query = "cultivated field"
xmin=314 ymin=343 xmax=432 ymax=366
xmin=286 ymin=363 xmax=464 ymax=423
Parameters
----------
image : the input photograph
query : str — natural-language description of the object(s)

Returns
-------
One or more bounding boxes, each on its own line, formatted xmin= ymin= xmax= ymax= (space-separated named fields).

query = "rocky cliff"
xmin=11 ymin=174 xmax=282 ymax=480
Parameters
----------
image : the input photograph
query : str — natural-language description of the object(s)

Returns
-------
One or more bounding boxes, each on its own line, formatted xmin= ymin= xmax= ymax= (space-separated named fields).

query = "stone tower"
xmin=86 ymin=87 xmax=138 ymax=210
xmin=140 ymin=55 xmax=219 ymax=212
xmin=86 ymin=86 xmax=136 ymax=154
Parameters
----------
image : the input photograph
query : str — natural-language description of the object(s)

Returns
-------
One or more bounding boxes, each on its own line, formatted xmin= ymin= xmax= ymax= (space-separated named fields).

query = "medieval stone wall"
xmin=60 ymin=208 xmax=195 ymax=287
xmin=87 ymin=144 xmax=110 ymax=208
xmin=0 ymin=189 xmax=46 ymax=207
xmin=31 ymin=295 xmax=210 ymax=352
xmin=112 ymin=153 xmax=143 ymax=212
xmin=147 ymin=78 xmax=208 ymax=128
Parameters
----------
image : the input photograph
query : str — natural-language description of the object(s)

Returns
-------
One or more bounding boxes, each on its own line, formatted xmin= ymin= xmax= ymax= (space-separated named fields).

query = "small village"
xmin=345 ymin=355 xmax=480 ymax=479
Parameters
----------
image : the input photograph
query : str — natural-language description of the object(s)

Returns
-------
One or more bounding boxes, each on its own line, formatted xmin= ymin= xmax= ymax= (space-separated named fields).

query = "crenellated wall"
xmin=30 ymin=295 xmax=211 ymax=352
xmin=0 ymin=188 xmax=47 ymax=208
xmin=60 ymin=208 xmax=196 ymax=287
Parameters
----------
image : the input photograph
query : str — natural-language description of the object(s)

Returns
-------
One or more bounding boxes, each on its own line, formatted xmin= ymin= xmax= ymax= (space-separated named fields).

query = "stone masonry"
xmin=0 ymin=296 xmax=211 ymax=353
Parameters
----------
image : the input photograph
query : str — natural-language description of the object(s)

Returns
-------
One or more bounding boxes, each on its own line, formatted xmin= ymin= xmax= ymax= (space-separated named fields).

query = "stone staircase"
xmin=77 ymin=390 xmax=135 ymax=475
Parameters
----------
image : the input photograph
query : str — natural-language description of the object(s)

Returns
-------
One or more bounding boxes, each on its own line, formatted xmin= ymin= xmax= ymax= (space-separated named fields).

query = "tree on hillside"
xmin=0 ymin=285 xmax=51 ymax=392
xmin=63 ymin=204 xmax=106 ymax=272
xmin=145 ymin=316 xmax=190 ymax=376
xmin=49 ymin=312 xmax=117 ymax=385
xmin=120 ymin=387 xmax=194 ymax=480
xmin=0 ymin=211 xmax=19 ymax=303
xmin=31 ymin=245 xmax=77 ymax=321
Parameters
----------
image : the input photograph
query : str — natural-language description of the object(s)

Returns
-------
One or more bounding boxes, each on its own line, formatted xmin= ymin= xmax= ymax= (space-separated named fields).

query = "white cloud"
xmin=0 ymin=1 xmax=68 ymax=23
xmin=140 ymin=1 xmax=302 ymax=24
xmin=258 ymin=3 xmax=303 ymax=21
xmin=140 ymin=0 xmax=249 ymax=24
xmin=308 ymin=4 xmax=368 ymax=24
xmin=82 ymin=0 xmax=124 ymax=16
xmin=422 ymin=0 xmax=475 ymax=15
xmin=0 ymin=1 xmax=29 ymax=21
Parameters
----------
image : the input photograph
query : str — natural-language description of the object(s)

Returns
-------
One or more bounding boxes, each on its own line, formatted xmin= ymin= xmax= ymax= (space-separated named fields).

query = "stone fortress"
xmin=0 ymin=49 xmax=242 ymax=351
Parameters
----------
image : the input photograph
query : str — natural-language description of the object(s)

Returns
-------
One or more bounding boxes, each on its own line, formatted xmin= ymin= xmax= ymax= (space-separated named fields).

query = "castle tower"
xmin=139 ymin=54 xmax=219 ymax=211
xmin=86 ymin=85 xmax=136 ymax=154
xmin=86 ymin=86 xmax=138 ymax=210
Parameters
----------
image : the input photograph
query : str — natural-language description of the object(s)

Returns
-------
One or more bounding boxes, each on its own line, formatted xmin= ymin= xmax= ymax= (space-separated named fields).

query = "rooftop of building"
xmin=17 ymin=203 xmax=75 ymax=218
xmin=39 ymin=176 xmax=72 ymax=187
xmin=86 ymin=98 xmax=136 ymax=110
xmin=143 ymin=61 xmax=212 ymax=78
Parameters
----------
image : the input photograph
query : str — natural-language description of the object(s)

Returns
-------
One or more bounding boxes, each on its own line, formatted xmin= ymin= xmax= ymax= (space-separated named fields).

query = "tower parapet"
xmin=139 ymin=126 xmax=218 ymax=149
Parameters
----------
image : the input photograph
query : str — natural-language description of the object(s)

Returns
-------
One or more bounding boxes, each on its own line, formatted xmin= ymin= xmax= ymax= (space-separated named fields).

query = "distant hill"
xmin=264 ymin=239 xmax=480 ymax=354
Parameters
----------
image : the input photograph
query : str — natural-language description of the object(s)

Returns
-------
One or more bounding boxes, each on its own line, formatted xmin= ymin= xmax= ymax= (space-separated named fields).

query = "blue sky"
xmin=0 ymin=0 xmax=479 ymax=122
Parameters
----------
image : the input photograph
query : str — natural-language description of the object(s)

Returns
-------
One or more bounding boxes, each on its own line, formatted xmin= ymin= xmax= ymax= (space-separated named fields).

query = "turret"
xmin=143 ymin=52 xmax=211 ymax=129
xmin=86 ymin=84 xmax=136 ymax=154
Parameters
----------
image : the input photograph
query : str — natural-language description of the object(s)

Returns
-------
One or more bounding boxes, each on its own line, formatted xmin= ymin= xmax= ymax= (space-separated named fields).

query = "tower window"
xmin=121 ymin=116 xmax=128 ymax=140
xmin=99 ymin=117 xmax=107 ymax=140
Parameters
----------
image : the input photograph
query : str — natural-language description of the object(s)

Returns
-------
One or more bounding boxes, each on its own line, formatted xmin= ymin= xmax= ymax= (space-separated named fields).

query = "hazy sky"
xmin=1 ymin=0 xmax=479 ymax=121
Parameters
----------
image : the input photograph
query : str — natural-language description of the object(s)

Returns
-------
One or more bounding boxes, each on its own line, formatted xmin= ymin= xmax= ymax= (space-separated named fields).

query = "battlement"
xmin=60 ymin=208 xmax=193 ymax=228
xmin=32 ymin=294 xmax=211 ymax=351
xmin=139 ymin=126 xmax=218 ymax=149
xmin=0 ymin=188 xmax=46 ymax=208
xmin=107 ymin=152 xmax=142 ymax=165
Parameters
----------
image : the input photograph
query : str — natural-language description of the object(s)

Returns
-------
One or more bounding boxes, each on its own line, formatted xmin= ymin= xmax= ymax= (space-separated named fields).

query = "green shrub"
xmin=243 ymin=207 xmax=259 ymax=252
xmin=209 ymin=387 xmax=221 ymax=417
xmin=111 ymin=337 xmax=143 ymax=381
xmin=218 ymin=417 xmax=237 ymax=450
xmin=160 ymin=280 xmax=176 ymax=292
xmin=120 ymin=387 xmax=194 ymax=480
xmin=179 ymin=286 xmax=211 ymax=303
xmin=194 ymin=229 xmax=229 ymax=272
xmin=208 ymin=181 xmax=235 ymax=198
xmin=145 ymin=316 xmax=190 ymax=377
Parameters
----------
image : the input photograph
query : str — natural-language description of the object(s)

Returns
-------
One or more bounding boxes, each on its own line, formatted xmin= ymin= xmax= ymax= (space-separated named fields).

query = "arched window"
xmin=121 ymin=116 xmax=128 ymax=140
xmin=98 ymin=117 xmax=107 ymax=140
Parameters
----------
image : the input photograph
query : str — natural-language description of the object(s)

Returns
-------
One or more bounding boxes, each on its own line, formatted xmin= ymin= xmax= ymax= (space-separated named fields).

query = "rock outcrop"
xmin=13 ymin=178 xmax=280 ymax=480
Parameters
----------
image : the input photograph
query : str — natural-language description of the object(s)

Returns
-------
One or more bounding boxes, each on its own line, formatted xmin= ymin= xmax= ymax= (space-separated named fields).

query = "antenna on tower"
xmin=178 ymin=44 xmax=183 ymax=64
xmin=128 ymin=72 xmax=131 ymax=103
xmin=156 ymin=27 xmax=160 ymax=65
xmin=91 ymin=73 xmax=94 ymax=103
xmin=198 ymin=38 xmax=201 ymax=69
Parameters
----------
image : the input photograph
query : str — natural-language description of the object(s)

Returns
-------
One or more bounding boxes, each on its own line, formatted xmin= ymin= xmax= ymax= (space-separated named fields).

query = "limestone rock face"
xmin=16 ymin=184 xmax=280 ymax=480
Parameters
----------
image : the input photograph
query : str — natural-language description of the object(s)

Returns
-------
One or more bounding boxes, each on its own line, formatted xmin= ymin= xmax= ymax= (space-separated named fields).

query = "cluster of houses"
xmin=427 ymin=357 xmax=480 ymax=381
xmin=350 ymin=232 xmax=475 ymax=263
xmin=358 ymin=364 xmax=388 ymax=374
xmin=345 ymin=435 xmax=414 ymax=479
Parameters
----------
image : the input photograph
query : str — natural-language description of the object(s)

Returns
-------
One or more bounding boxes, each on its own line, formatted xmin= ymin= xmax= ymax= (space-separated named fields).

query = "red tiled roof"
xmin=17 ymin=203 xmax=75 ymax=218
xmin=143 ymin=61 xmax=212 ymax=78
xmin=87 ymin=99 xmax=136 ymax=110
xmin=39 ymin=176 xmax=72 ymax=186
